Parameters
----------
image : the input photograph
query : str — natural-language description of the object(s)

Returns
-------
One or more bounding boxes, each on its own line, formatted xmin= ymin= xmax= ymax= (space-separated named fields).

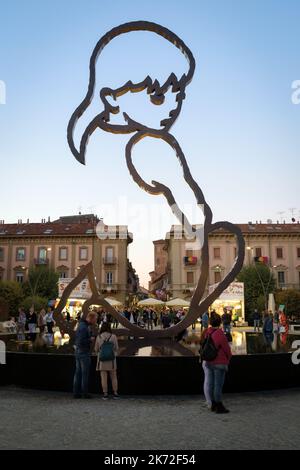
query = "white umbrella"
xmin=138 ymin=298 xmax=165 ymax=307
xmin=165 ymin=298 xmax=190 ymax=307
xmin=104 ymin=297 xmax=123 ymax=307
xmin=268 ymin=293 xmax=276 ymax=313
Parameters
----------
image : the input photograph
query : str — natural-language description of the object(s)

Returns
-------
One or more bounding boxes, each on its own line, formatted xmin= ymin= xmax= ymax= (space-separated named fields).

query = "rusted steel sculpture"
xmin=54 ymin=21 xmax=245 ymax=338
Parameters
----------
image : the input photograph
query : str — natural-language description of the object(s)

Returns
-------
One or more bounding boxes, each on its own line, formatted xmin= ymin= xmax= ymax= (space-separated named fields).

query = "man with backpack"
xmin=73 ymin=311 xmax=98 ymax=399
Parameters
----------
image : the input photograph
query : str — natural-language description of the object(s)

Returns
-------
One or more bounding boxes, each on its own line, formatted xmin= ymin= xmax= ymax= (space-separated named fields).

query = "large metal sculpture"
xmin=54 ymin=21 xmax=245 ymax=338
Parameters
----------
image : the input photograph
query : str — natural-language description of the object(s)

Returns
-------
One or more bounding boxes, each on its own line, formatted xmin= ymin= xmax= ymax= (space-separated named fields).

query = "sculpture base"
xmin=1 ymin=350 xmax=299 ymax=394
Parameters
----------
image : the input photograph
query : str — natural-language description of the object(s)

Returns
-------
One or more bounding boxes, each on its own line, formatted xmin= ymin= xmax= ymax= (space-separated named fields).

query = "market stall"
xmin=208 ymin=281 xmax=246 ymax=325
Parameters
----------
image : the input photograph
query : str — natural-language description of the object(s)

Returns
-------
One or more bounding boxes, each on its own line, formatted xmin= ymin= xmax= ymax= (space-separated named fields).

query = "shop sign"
xmin=209 ymin=282 xmax=244 ymax=300
xmin=58 ymin=278 xmax=92 ymax=299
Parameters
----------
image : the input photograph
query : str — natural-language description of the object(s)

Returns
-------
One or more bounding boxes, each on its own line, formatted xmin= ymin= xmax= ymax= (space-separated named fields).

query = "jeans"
xmin=254 ymin=320 xmax=260 ymax=331
xmin=223 ymin=324 xmax=231 ymax=335
xmin=206 ymin=363 xmax=228 ymax=403
xmin=202 ymin=361 xmax=211 ymax=406
xmin=73 ymin=353 xmax=91 ymax=395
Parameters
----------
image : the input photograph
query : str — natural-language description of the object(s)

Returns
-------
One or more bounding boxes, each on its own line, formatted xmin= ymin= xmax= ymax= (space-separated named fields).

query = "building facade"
xmin=149 ymin=222 xmax=300 ymax=298
xmin=0 ymin=214 xmax=138 ymax=304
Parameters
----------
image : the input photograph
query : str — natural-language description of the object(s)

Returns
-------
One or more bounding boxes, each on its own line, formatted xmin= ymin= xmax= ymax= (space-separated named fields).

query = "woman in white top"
xmin=95 ymin=321 xmax=119 ymax=400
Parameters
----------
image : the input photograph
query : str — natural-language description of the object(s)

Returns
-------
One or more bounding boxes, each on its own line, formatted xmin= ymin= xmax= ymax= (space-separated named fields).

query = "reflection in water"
xmin=2 ymin=329 xmax=300 ymax=357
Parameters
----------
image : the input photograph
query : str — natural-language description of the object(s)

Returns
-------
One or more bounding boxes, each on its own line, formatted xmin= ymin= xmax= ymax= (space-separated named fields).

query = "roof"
xmin=166 ymin=223 xmax=300 ymax=238
xmin=0 ymin=214 xmax=131 ymax=239
xmin=216 ymin=223 xmax=300 ymax=235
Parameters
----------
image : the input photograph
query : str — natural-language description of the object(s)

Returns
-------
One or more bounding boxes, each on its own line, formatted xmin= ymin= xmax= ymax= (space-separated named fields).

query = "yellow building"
xmin=0 ymin=214 xmax=138 ymax=304
xmin=149 ymin=222 xmax=300 ymax=298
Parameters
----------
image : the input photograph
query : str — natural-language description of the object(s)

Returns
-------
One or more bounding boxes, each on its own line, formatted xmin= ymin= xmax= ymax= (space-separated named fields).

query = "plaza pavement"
xmin=0 ymin=386 xmax=300 ymax=450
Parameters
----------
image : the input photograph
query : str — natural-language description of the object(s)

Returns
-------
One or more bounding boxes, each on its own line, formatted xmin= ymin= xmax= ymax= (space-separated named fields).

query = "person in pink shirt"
xmin=204 ymin=313 xmax=232 ymax=414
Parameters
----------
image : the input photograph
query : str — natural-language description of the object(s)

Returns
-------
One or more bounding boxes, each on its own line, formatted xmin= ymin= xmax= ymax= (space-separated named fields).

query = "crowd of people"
xmin=85 ymin=307 xmax=188 ymax=331
xmin=252 ymin=308 xmax=289 ymax=333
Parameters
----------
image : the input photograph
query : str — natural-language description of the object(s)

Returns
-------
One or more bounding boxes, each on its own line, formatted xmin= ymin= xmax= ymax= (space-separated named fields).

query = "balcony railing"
xmin=100 ymin=283 xmax=119 ymax=292
xmin=34 ymin=258 xmax=49 ymax=265
xmin=103 ymin=257 xmax=117 ymax=265
xmin=277 ymin=283 xmax=300 ymax=290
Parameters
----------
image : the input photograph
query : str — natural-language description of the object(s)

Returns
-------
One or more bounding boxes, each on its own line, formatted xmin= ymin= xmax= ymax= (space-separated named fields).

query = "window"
xmin=297 ymin=248 xmax=300 ymax=258
xmin=214 ymin=271 xmax=221 ymax=283
xmin=16 ymin=272 xmax=24 ymax=283
xmin=16 ymin=248 xmax=26 ymax=261
xmin=106 ymin=272 xmax=113 ymax=285
xmin=278 ymin=271 xmax=285 ymax=285
xmin=0 ymin=247 xmax=4 ymax=262
xmin=60 ymin=272 xmax=67 ymax=279
xmin=106 ymin=247 xmax=114 ymax=262
xmin=38 ymin=247 xmax=47 ymax=261
xmin=79 ymin=247 xmax=88 ymax=261
xmin=276 ymin=248 xmax=283 ymax=259
xmin=187 ymin=272 xmax=194 ymax=284
xmin=213 ymin=247 xmax=221 ymax=259
xmin=255 ymin=247 xmax=262 ymax=257
xmin=59 ymin=247 xmax=68 ymax=261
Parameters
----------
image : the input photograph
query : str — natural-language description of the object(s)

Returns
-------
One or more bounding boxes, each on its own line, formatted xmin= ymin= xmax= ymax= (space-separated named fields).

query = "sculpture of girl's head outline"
xmin=67 ymin=21 xmax=195 ymax=165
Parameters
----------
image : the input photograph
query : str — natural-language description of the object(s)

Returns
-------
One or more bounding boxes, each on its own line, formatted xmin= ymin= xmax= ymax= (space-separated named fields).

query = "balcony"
xmin=34 ymin=258 xmax=49 ymax=265
xmin=184 ymin=256 xmax=198 ymax=266
xmin=103 ymin=257 xmax=117 ymax=265
xmin=277 ymin=283 xmax=300 ymax=291
xmin=100 ymin=283 xmax=119 ymax=293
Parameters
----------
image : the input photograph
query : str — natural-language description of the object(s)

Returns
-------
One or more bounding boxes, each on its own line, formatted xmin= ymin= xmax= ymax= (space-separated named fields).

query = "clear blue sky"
xmin=0 ymin=0 xmax=300 ymax=286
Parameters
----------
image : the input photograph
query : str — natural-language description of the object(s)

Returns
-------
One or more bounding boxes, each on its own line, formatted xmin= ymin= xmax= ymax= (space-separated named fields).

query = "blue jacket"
xmin=263 ymin=317 xmax=273 ymax=334
xmin=75 ymin=320 xmax=91 ymax=354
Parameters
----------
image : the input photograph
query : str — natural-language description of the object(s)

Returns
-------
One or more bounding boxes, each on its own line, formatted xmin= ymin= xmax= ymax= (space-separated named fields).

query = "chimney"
xmin=27 ymin=219 xmax=29 ymax=224
xmin=48 ymin=216 xmax=50 ymax=223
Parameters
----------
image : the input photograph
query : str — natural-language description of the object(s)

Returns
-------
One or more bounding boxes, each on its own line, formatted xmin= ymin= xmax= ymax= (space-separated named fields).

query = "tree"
xmin=237 ymin=264 xmax=276 ymax=320
xmin=0 ymin=281 xmax=24 ymax=316
xmin=275 ymin=289 xmax=300 ymax=317
xmin=22 ymin=266 xmax=59 ymax=300
xmin=22 ymin=296 xmax=48 ymax=313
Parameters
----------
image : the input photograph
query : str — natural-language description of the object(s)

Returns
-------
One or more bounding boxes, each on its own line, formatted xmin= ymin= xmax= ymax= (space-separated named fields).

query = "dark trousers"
xmin=73 ymin=353 xmax=91 ymax=395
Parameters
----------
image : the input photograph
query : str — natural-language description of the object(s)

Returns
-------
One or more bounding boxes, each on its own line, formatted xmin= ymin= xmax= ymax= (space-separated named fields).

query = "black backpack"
xmin=199 ymin=330 xmax=218 ymax=361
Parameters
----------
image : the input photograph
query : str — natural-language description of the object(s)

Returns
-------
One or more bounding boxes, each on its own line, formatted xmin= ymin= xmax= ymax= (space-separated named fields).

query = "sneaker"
xmin=102 ymin=394 xmax=109 ymax=401
xmin=210 ymin=401 xmax=217 ymax=412
xmin=112 ymin=393 xmax=120 ymax=400
xmin=215 ymin=402 xmax=230 ymax=414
